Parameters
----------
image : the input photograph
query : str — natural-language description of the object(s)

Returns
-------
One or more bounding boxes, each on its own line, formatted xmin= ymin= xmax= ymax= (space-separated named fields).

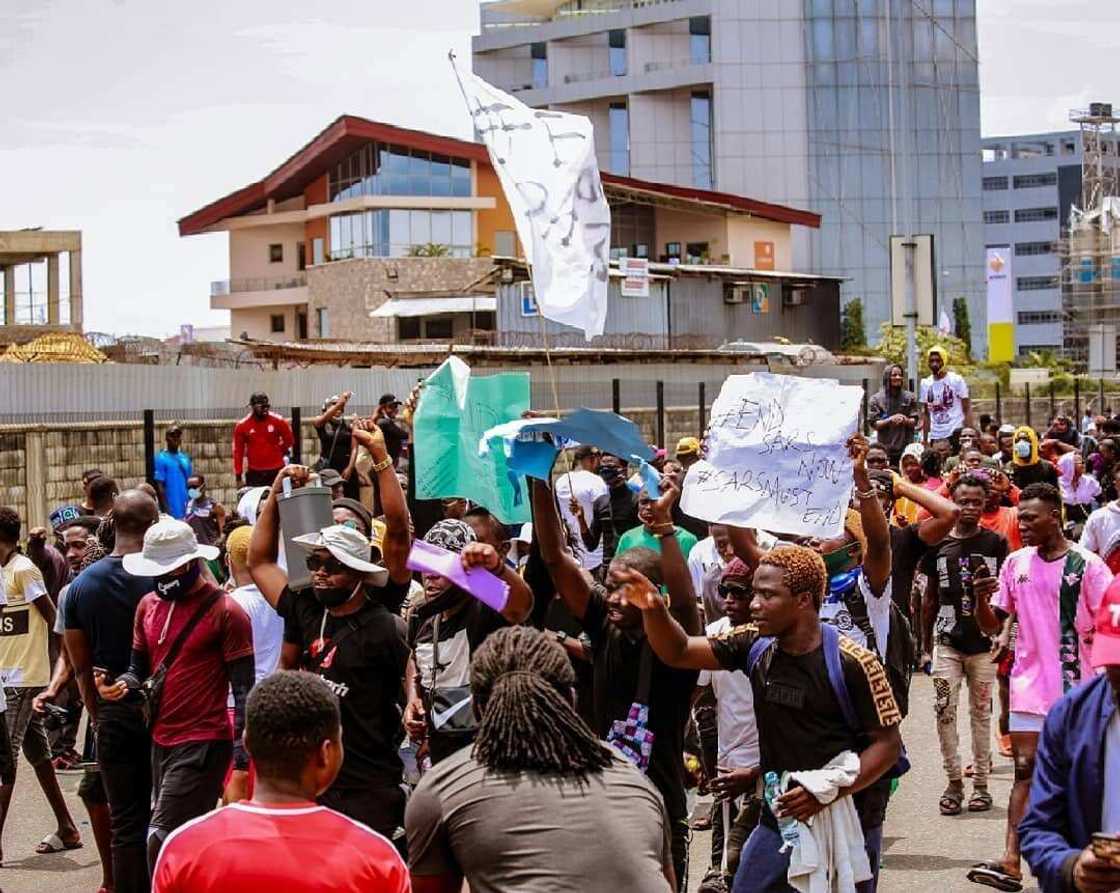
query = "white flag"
xmin=451 ymin=56 xmax=610 ymax=339
xmin=938 ymin=308 xmax=952 ymax=335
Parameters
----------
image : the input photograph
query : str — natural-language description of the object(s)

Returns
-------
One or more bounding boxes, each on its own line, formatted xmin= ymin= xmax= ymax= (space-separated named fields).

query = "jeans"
xmin=932 ymin=643 xmax=996 ymax=787
xmin=97 ymin=703 xmax=152 ymax=893
xmin=148 ymin=739 xmax=232 ymax=871
xmin=732 ymin=822 xmax=883 ymax=893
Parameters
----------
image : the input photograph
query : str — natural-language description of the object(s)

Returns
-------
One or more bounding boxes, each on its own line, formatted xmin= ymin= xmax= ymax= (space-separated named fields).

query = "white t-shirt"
xmin=819 ymin=570 xmax=893 ymax=663
xmin=554 ymin=469 xmax=609 ymax=570
xmin=688 ymin=537 xmax=727 ymax=624
xmin=1105 ymin=709 xmax=1120 ymax=833
xmin=919 ymin=371 xmax=969 ymax=440
xmin=1080 ymin=503 xmax=1120 ymax=561
xmin=229 ymin=584 xmax=284 ymax=685
xmin=697 ymin=617 xmax=759 ymax=770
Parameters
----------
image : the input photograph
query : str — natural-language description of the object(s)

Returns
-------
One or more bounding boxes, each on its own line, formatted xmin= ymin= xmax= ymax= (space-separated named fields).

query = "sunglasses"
xmin=717 ymin=583 xmax=752 ymax=600
xmin=305 ymin=555 xmax=348 ymax=575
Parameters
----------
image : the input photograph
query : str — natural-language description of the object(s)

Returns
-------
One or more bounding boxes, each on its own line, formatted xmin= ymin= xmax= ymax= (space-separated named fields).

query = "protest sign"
xmin=406 ymin=540 xmax=509 ymax=614
xmin=451 ymin=55 xmax=611 ymax=339
xmin=414 ymin=357 xmax=531 ymax=524
xmin=480 ymin=408 xmax=653 ymax=481
xmin=680 ymin=373 xmax=861 ymax=538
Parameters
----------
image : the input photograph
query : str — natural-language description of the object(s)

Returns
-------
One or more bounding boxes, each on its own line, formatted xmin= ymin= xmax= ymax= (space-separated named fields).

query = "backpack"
xmin=747 ymin=623 xmax=910 ymax=780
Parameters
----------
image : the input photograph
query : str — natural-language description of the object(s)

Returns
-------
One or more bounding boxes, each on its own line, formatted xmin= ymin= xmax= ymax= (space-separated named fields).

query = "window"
xmin=609 ymin=30 xmax=626 ymax=77
xmin=686 ymin=241 xmax=709 ymax=264
xmin=1017 ymin=275 xmax=1059 ymax=291
xmin=665 ymin=242 xmax=682 ymax=263
xmin=329 ymin=142 xmax=471 ymax=200
xmin=316 ymin=307 xmax=330 ymax=338
xmin=1014 ymin=172 xmax=1058 ymax=189
xmin=13 ymin=260 xmax=48 ymax=324
xmin=1017 ymin=311 xmax=1062 ymax=325
xmin=57 ymin=251 xmax=71 ymax=326
xmin=270 ymin=313 xmax=286 ymax=333
xmin=531 ymin=42 xmax=548 ymax=89
xmin=425 ymin=316 xmax=454 ymax=340
xmin=1019 ymin=343 xmax=1060 ymax=356
xmin=297 ymin=242 xmax=306 ymax=271
xmin=689 ymin=16 xmax=711 ymax=64
xmin=1015 ymin=241 xmax=1054 ymax=256
xmin=1015 ymin=207 xmax=1058 ymax=222
xmin=269 ymin=244 xmax=283 ymax=263
xmin=608 ymin=101 xmax=629 ymax=176
xmin=982 ymin=176 xmax=1008 ymax=191
xmin=690 ymin=90 xmax=714 ymax=189
xmin=329 ymin=209 xmax=474 ymax=258
xmin=983 ymin=210 xmax=1010 ymax=224
xmin=398 ymin=317 xmax=421 ymax=340
xmin=313 ymin=238 xmax=324 ymax=266
xmin=494 ymin=231 xmax=516 ymax=256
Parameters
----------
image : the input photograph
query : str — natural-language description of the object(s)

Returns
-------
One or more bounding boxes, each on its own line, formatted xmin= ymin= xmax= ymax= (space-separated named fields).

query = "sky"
xmin=1 ymin=0 xmax=1117 ymax=337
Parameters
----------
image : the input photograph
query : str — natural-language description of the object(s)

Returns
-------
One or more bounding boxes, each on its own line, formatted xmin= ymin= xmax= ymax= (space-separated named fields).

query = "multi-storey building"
xmin=473 ymin=0 xmax=984 ymax=352
xmin=0 ymin=230 xmax=83 ymax=343
xmin=981 ymin=130 xmax=1120 ymax=355
xmin=179 ymin=113 xmax=842 ymax=349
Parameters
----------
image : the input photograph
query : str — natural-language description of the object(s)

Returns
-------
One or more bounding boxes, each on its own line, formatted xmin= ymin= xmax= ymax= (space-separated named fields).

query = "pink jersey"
xmin=993 ymin=544 xmax=1112 ymax=716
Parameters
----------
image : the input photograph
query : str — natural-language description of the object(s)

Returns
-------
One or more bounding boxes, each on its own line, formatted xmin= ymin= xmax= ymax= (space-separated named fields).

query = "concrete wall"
xmin=306 ymin=256 xmax=497 ymax=342
xmin=229 ymin=305 xmax=303 ymax=341
xmin=229 ymin=221 xmax=307 ymax=281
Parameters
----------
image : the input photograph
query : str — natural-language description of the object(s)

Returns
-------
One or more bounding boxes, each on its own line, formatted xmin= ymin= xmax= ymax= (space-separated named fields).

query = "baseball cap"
xmin=319 ymin=468 xmax=343 ymax=488
xmin=378 ymin=393 xmax=401 ymax=407
xmin=291 ymin=524 xmax=388 ymax=585
xmin=1091 ymin=579 xmax=1120 ymax=668
xmin=676 ymin=436 xmax=701 ymax=456
xmin=123 ymin=519 xmax=219 ymax=577
xmin=998 ymin=423 xmax=1016 ymax=436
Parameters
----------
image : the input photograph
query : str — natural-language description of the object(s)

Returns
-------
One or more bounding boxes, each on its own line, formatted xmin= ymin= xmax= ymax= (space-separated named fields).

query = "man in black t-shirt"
xmin=920 ymin=471 xmax=1007 ymax=817
xmin=624 ymin=543 xmax=902 ymax=893
xmin=248 ymin=420 xmax=416 ymax=842
xmin=533 ymin=476 xmax=700 ymax=892
xmin=375 ymin=393 xmax=409 ymax=468
xmin=581 ymin=454 xmax=641 ymax=564
xmin=312 ymin=392 xmax=357 ymax=500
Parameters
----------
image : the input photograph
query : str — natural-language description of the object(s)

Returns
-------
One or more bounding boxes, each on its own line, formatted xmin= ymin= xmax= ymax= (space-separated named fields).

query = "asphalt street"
xmin=4 ymin=675 xmax=1036 ymax=893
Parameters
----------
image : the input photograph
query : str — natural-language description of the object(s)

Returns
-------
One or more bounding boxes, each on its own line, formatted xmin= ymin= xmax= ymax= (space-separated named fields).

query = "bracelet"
xmin=371 ymin=456 xmax=393 ymax=473
xmin=854 ymin=487 xmax=877 ymax=500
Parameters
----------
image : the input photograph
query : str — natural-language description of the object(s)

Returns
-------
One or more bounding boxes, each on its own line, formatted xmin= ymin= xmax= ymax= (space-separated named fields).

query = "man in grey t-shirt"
xmin=406 ymin=626 xmax=674 ymax=892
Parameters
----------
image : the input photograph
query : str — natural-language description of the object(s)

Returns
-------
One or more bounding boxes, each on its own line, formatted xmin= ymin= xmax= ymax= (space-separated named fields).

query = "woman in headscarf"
xmin=868 ymin=363 xmax=919 ymax=467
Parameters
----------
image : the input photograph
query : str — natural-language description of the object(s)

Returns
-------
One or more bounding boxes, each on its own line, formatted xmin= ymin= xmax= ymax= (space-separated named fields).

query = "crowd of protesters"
xmin=0 ymin=353 xmax=1117 ymax=893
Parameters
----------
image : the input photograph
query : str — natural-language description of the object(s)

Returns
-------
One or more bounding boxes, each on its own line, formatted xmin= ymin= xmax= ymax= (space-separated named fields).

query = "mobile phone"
xmin=1091 ymin=832 xmax=1120 ymax=865
xmin=970 ymin=555 xmax=991 ymax=577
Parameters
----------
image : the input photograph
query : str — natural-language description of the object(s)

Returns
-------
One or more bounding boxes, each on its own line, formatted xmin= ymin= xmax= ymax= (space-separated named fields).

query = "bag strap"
xmin=634 ymin=640 xmax=654 ymax=704
xmin=312 ymin=601 xmax=376 ymax=669
xmin=154 ymin=590 xmax=223 ymax=677
xmin=746 ymin=635 xmax=775 ymax=676
xmin=821 ymin=623 xmax=861 ymax=732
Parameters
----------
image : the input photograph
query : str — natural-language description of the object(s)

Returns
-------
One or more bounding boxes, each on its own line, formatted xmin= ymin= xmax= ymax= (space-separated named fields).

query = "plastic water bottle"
xmin=763 ymin=771 xmax=801 ymax=851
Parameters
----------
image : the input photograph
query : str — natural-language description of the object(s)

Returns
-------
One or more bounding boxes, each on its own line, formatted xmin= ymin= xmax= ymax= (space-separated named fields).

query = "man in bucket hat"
xmin=97 ymin=519 xmax=254 ymax=873
xmin=248 ymin=463 xmax=413 ymax=848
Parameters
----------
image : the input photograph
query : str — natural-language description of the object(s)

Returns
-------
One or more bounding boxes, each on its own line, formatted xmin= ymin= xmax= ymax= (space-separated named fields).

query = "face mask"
xmin=1015 ymin=440 xmax=1033 ymax=459
xmin=187 ymin=488 xmax=202 ymax=501
xmin=155 ymin=561 xmax=201 ymax=601
xmin=313 ymin=580 xmax=361 ymax=609
xmin=600 ymin=466 xmax=622 ymax=483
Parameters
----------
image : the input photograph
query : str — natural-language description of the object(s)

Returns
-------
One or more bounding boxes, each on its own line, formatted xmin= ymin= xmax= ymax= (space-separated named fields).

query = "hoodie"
xmin=1010 ymin=427 xmax=1059 ymax=489
xmin=867 ymin=366 xmax=918 ymax=456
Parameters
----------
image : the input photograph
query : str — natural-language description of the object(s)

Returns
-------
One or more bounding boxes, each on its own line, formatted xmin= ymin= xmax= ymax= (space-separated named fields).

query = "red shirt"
xmin=152 ymin=800 xmax=410 ymax=893
xmin=133 ymin=582 xmax=253 ymax=747
xmin=233 ymin=412 xmax=294 ymax=475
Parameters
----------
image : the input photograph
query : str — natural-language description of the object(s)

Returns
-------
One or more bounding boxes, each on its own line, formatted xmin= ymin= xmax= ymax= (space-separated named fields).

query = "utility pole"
xmin=903 ymin=237 xmax=918 ymax=400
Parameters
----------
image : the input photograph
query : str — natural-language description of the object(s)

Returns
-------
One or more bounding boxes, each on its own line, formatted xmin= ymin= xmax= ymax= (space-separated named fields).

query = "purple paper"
xmin=406 ymin=540 xmax=510 ymax=614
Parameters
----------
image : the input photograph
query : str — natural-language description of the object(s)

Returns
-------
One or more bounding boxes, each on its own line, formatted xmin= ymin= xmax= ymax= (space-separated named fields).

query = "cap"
xmin=676 ymin=436 xmax=701 ymax=456
xmin=249 ymin=392 xmax=269 ymax=406
xmin=319 ymin=468 xmax=343 ymax=488
xmin=901 ymin=442 xmax=924 ymax=464
xmin=721 ymin=558 xmax=753 ymax=583
xmin=122 ymin=519 xmax=219 ymax=577
xmin=422 ymin=519 xmax=476 ymax=554
xmin=291 ymin=524 xmax=389 ymax=585
xmin=1091 ymin=579 xmax=1120 ymax=668
xmin=378 ymin=393 xmax=401 ymax=407
xmin=998 ymin=423 xmax=1016 ymax=435
xmin=167 ymin=422 xmax=183 ymax=435
xmin=331 ymin=497 xmax=372 ymax=536
xmin=512 ymin=523 xmax=533 ymax=544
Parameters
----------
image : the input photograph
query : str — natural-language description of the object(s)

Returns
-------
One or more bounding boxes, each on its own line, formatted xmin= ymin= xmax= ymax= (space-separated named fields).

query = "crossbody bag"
xmin=140 ymin=591 xmax=222 ymax=729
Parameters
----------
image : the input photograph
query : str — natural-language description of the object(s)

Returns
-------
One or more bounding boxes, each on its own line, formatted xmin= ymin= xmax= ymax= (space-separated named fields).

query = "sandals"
xmin=35 ymin=832 xmax=83 ymax=855
xmin=967 ymin=861 xmax=1023 ymax=891
xmin=968 ymin=788 xmax=994 ymax=812
xmin=939 ymin=784 xmax=964 ymax=816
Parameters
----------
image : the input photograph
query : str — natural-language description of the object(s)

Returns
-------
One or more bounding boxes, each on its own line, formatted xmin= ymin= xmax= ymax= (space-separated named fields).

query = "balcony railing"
xmin=211 ymin=273 xmax=307 ymax=297
xmin=644 ymin=57 xmax=706 ymax=73
xmin=481 ymin=0 xmax=682 ymax=29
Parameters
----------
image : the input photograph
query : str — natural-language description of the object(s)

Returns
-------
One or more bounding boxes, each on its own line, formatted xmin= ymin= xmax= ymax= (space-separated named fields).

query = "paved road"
xmin=6 ymin=675 xmax=1037 ymax=893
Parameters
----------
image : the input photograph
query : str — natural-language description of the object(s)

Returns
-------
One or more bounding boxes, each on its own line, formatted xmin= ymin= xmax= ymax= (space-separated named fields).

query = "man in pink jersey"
xmin=967 ymin=483 xmax=1113 ymax=892
xmin=152 ymin=671 xmax=409 ymax=893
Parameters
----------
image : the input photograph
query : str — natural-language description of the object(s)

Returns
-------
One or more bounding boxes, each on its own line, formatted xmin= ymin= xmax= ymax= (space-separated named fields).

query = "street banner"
xmin=681 ymin=373 xmax=861 ymax=537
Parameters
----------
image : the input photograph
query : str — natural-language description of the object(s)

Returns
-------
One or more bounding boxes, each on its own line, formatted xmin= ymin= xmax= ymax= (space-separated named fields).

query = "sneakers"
xmin=697 ymin=868 xmax=729 ymax=893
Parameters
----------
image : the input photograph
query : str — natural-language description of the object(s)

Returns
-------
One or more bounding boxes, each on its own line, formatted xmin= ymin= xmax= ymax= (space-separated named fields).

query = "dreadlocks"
xmin=470 ymin=626 xmax=612 ymax=777
xmin=759 ymin=545 xmax=827 ymax=607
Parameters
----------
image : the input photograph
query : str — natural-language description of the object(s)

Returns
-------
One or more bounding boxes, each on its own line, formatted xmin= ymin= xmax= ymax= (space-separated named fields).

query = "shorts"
xmin=4 ymin=687 xmax=52 ymax=768
xmin=1009 ymin=711 xmax=1046 ymax=733
xmin=78 ymin=765 xmax=108 ymax=805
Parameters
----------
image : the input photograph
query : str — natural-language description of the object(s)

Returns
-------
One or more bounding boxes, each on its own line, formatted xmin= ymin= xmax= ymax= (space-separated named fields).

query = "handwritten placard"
xmin=680 ymin=373 xmax=861 ymax=537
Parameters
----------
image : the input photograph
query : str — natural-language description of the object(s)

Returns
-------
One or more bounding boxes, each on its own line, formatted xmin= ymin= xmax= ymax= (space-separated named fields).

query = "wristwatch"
xmin=554 ymin=631 xmax=569 ymax=645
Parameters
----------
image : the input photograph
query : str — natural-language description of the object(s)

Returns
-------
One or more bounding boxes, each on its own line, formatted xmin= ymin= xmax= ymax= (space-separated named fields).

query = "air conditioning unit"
xmin=783 ymin=288 xmax=807 ymax=307
xmin=724 ymin=285 xmax=748 ymax=305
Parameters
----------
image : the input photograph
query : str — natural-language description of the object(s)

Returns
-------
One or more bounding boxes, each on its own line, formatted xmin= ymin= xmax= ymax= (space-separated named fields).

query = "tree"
xmin=840 ymin=298 xmax=868 ymax=352
xmin=407 ymin=243 xmax=451 ymax=257
xmin=952 ymin=296 xmax=972 ymax=360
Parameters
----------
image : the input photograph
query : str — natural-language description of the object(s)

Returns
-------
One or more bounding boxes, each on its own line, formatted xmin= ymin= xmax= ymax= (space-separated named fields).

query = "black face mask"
xmin=155 ymin=561 xmax=202 ymax=601
xmin=313 ymin=580 xmax=360 ymax=609
xmin=600 ymin=466 xmax=622 ymax=484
